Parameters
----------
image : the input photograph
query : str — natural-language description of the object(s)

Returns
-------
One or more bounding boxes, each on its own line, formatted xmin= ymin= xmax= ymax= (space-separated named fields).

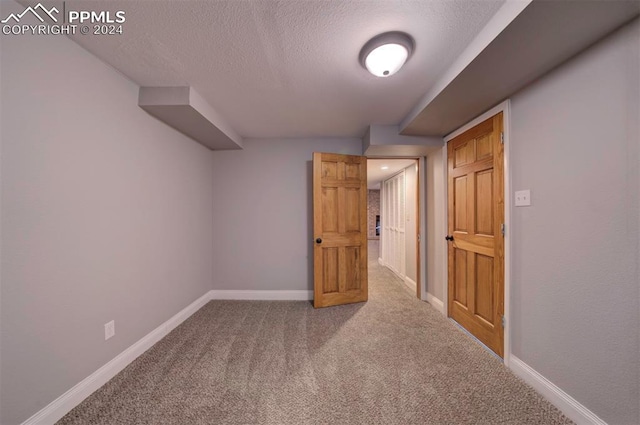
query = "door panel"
xmin=322 ymin=248 xmax=339 ymax=293
xmin=476 ymin=170 xmax=494 ymax=236
xmin=454 ymin=141 xmax=473 ymax=167
xmin=322 ymin=188 xmax=338 ymax=232
xmin=454 ymin=248 xmax=468 ymax=305
xmin=344 ymin=188 xmax=361 ymax=232
xmin=313 ymin=153 xmax=368 ymax=308
xmin=476 ymin=134 xmax=493 ymax=160
xmin=454 ymin=176 xmax=468 ymax=232
xmin=447 ymin=113 xmax=504 ymax=357
xmin=475 ymin=254 xmax=494 ymax=322
xmin=345 ymin=247 xmax=361 ymax=291
xmin=345 ymin=163 xmax=360 ymax=179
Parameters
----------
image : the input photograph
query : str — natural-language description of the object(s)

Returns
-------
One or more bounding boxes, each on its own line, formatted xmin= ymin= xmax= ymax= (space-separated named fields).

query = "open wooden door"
xmin=313 ymin=152 xmax=368 ymax=308
xmin=447 ymin=113 xmax=505 ymax=357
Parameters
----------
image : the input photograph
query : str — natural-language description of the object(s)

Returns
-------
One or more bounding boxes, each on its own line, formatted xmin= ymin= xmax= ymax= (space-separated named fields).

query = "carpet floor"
xmin=58 ymin=242 xmax=572 ymax=424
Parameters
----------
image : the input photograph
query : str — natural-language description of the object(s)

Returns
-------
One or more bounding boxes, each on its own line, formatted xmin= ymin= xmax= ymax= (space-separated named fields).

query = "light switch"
xmin=515 ymin=190 xmax=531 ymax=207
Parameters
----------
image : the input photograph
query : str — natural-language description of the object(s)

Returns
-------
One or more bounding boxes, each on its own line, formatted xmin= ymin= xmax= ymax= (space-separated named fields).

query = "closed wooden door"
xmin=313 ymin=152 xmax=368 ymax=308
xmin=447 ymin=113 xmax=504 ymax=357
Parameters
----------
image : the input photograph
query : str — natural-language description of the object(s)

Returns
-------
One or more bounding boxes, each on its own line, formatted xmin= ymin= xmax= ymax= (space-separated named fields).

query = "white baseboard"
xmin=509 ymin=356 xmax=607 ymax=425
xmin=404 ymin=276 xmax=417 ymax=292
xmin=21 ymin=288 xmax=607 ymax=425
xmin=211 ymin=290 xmax=313 ymax=301
xmin=20 ymin=288 xmax=314 ymax=425
xmin=383 ymin=264 xmax=405 ymax=281
xmin=22 ymin=291 xmax=213 ymax=425
xmin=425 ymin=292 xmax=445 ymax=314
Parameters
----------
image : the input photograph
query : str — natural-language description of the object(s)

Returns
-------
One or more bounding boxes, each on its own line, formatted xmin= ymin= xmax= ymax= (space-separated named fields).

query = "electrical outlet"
xmin=104 ymin=320 xmax=115 ymax=340
xmin=515 ymin=189 xmax=531 ymax=207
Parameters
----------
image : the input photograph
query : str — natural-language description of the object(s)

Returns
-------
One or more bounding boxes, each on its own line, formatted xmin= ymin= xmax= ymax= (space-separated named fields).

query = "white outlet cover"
xmin=515 ymin=189 xmax=531 ymax=207
xmin=104 ymin=320 xmax=115 ymax=340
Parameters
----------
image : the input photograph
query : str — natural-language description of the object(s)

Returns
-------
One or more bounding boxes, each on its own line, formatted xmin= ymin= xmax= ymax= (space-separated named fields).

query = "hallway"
xmin=368 ymin=239 xmax=415 ymax=297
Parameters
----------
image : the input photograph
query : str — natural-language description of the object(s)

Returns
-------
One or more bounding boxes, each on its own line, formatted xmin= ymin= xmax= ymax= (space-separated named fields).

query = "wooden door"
xmin=447 ymin=113 xmax=504 ymax=357
xmin=313 ymin=152 xmax=368 ymax=308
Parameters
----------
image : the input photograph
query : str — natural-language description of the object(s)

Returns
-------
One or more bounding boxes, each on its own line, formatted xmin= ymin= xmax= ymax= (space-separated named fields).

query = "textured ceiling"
xmin=52 ymin=0 xmax=505 ymax=138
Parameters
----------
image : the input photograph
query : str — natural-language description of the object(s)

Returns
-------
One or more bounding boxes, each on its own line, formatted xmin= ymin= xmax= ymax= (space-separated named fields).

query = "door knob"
xmin=315 ymin=238 xmax=322 ymax=244
xmin=445 ymin=235 xmax=454 ymax=241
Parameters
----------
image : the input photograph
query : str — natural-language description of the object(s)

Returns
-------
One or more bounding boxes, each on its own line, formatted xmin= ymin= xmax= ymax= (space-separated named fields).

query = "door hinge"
xmin=417 ymin=234 xmax=421 ymax=242
xmin=501 ymin=316 xmax=506 ymax=328
xmin=500 ymin=132 xmax=504 ymax=144
xmin=500 ymin=223 xmax=505 ymax=237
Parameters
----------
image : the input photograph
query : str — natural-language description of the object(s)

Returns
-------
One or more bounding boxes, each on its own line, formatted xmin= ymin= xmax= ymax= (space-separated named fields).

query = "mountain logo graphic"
xmin=1 ymin=3 xmax=59 ymax=24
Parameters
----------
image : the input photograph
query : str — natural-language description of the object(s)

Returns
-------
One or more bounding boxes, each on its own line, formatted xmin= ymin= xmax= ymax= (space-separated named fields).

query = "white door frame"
xmin=442 ymin=99 xmax=512 ymax=365
xmin=371 ymin=157 xmax=425 ymax=300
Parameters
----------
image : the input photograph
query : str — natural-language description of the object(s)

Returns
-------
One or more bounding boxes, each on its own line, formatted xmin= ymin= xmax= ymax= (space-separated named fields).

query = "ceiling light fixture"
xmin=381 ymin=166 xmax=389 ymax=170
xmin=359 ymin=32 xmax=414 ymax=78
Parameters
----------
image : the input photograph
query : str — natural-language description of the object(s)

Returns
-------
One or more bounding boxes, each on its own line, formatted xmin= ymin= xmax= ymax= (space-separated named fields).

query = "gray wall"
xmin=211 ymin=138 xmax=361 ymax=291
xmin=425 ymin=149 xmax=445 ymax=302
xmin=510 ymin=18 xmax=639 ymax=424
xmin=404 ymin=163 xmax=418 ymax=283
xmin=0 ymin=2 xmax=215 ymax=423
xmin=2 ymin=0 xmax=637 ymax=422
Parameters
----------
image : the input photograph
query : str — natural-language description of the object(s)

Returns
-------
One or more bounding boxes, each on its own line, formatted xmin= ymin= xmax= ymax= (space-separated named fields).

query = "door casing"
xmin=369 ymin=157 xmax=422 ymax=300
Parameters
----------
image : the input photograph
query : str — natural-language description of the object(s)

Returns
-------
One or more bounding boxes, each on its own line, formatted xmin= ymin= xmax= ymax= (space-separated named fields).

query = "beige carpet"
xmin=58 ymin=242 xmax=572 ymax=424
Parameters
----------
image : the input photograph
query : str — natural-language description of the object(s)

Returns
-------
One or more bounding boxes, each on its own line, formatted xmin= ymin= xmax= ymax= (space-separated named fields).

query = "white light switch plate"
xmin=515 ymin=190 xmax=531 ymax=207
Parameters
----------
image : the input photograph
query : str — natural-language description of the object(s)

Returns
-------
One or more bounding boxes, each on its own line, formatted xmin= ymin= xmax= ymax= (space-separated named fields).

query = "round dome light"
xmin=359 ymin=32 xmax=414 ymax=78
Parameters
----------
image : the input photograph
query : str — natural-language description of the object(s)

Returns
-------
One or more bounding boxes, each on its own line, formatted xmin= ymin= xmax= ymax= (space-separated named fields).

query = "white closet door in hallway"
xmin=381 ymin=170 xmax=405 ymax=278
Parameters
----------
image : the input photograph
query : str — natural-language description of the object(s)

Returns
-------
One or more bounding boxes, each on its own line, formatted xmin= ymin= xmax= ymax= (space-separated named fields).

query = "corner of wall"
xmin=425 ymin=293 xmax=445 ymax=314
